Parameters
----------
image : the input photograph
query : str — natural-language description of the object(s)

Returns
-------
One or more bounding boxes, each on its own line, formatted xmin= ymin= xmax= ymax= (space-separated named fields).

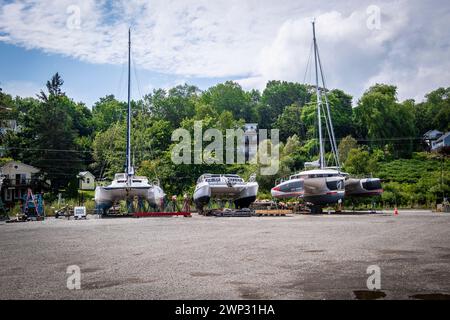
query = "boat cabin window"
xmin=198 ymin=174 xmax=244 ymax=184
xmin=300 ymin=173 xmax=341 ymax=179
xmin=115 ymin=173 xmax=126 ymax=180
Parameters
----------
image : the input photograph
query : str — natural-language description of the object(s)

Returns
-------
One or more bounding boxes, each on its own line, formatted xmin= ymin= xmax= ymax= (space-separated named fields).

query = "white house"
xmin=78 ymin=171 xmax=96 ymax=190
xmin=0 ymin=161 xmax=42 ymax=203
xmin=423 ymin=129 xmax=443 ymax=148
xmin=431 ymin=132 xmax=450 ymax=152
xmin=242 ymin=123 xmax=258 ymax=162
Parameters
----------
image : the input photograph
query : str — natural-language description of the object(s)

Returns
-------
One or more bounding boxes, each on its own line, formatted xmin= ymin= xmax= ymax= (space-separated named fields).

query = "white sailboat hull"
xmin=193 ymin=177 xmax=258 ymax=210
xmin=95 ymin=180 xmax=165 ymax=213
xmin=94 ymin=31 xmax=166 ymax=215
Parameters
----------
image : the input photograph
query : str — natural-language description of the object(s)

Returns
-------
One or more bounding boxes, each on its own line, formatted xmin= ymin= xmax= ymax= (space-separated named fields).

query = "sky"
xmin=0 ymin=0 xmax=449 ymax=107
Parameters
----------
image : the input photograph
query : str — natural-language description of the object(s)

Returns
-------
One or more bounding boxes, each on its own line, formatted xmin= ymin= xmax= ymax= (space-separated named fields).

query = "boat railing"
xmin=248 ymin=173 xmax=257 ymax=182
xmin=200 ymin=175 xmax=245 ymax=185
xmin=275 ymin=175 xmax=292 ymax=185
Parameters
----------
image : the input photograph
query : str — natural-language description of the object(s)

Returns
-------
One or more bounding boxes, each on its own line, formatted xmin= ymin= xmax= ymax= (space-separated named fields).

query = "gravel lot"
xmin=1 ymin=210 xmax=449 ymax=300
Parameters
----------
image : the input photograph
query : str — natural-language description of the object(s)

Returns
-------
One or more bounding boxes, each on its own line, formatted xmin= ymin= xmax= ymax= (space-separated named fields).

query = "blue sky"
xmin=0 ymin=42 xmax=226 ymax=107
xmin=0 ymin=0 xmax=449 ymax=107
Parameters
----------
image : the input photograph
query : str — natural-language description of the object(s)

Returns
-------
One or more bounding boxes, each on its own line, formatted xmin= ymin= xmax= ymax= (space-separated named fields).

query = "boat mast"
xmin=126 ymin=28 xmax=133 ymax=179
xmin=317 ymin=44 xmax=340 ymax=169
xmin=312 ymin=21 xmax=325 ymax=169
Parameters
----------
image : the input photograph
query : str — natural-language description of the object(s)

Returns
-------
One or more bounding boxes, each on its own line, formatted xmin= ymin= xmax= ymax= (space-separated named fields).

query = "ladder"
xmin=22 ymin=188 xmax=44 ymax=219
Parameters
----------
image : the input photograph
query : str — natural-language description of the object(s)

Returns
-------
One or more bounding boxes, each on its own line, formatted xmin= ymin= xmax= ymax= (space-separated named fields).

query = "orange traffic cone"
xmin=394 ymin=207 xmax=398 ymax=215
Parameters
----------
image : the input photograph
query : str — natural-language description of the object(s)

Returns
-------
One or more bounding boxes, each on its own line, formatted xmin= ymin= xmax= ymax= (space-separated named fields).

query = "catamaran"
xmin=193 ymin=174 xmax=258 ymax=213
xmin=95 ymin=29 xmax=165 ymax=214
xmin=271 ymin=21 xmax=345 ymax=213
xmin=271 ymin=21 xmax=382 ymax=213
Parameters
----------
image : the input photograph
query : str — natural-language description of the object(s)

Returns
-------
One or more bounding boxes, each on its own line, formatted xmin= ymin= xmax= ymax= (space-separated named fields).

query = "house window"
xmin=86 ymin=178 xmax=90 ymax=184
xmin=14 ymin=189 xmax=22 ymax=200
xmin=5 ymin=189 xmax=12 ymax=201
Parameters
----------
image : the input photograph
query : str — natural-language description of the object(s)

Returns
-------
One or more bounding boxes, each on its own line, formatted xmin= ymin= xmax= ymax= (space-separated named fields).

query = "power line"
xmin=2 ymin=146 xmax=92 ymax=153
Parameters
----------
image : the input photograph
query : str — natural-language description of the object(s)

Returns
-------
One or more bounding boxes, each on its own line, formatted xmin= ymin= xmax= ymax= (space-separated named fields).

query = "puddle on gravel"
xmin=354 ymin=290 xmax=386 ymax=300
xmin=239 ymin=286 xmax=263 ymax=299
xmin=410 ymin=293 xmax=450 ymax=300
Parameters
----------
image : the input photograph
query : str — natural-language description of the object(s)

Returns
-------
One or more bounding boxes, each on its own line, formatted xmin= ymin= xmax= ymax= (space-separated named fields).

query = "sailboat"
xmin=271 ymin=21 xmax=383 ymax=211
xmin=95 ymin=29 xmax=165 ymax=214
xmin=343 ymin=176 xmax=383 ymax=197
xmin=271 ymin=21 xmax=345 ymax=213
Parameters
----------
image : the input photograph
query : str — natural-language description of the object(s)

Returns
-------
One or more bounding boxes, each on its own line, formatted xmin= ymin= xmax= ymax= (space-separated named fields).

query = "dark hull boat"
xmin=271 ymin=21 xmax=382 ymax=212
xmin=272 ymin=169 xmax=345 ymax=206
xmin=344 ymin=177 xmax=383 ymax=198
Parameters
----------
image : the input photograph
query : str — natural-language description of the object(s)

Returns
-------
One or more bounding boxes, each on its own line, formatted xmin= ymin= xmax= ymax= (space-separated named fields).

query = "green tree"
xmin=201 ymin=81 xmax=256 ymax=122
xmin=414 ymin=87 xmax=450 ymax=133
xmin=353 ymin=84 xmax=416 ymax=157
xmin=274 ymin=103 xmax=306 ymax=142
xmin=344 ymin=147 xmax=378 ymax=175
xmin=92 ymin=95 xmax=126 ymax=132
xmin=338 ymin=135 xmax=358 ymax=164
xmin=92 ymin=122 xmax=125 ymax=178
xmin=257 ymin=81 xmax=312 ymax=129
xmin=325 ymin=89 xmax=354 ymax=138
xmin=144 ymin=84 xmax=198 ymax=128
xmin=38 ymin=72 xmax=64 ymax=101
xmin=4 ymin=74 xmax=88 ymax=192
xmin=0 ymin=87 xmax=15 ymax=144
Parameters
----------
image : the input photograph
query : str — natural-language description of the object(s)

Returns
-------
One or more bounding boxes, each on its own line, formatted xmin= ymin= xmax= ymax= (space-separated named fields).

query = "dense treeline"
xmin=0 ymin=74 xmax=449 ymax=206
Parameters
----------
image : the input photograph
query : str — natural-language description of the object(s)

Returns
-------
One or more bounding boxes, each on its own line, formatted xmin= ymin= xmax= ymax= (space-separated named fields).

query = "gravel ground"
xmin=0 ymin=210 xmax=449 ymax=300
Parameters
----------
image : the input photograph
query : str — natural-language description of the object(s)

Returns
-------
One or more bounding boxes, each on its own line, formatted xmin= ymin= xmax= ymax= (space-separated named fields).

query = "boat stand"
xmin=203 ymin=208 xmax=254 ymax=217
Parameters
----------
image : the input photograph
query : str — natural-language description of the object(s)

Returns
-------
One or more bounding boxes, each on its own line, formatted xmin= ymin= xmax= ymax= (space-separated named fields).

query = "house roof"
xmin=1 ymin=161 xmax=40 ymax=173
xmin=435 ymin=132 xmax=450 ymax=143
xmin=423 ymin=129 xmax=443 ymax=138
xmin=78 ymin=171 xmax=95 ymax=177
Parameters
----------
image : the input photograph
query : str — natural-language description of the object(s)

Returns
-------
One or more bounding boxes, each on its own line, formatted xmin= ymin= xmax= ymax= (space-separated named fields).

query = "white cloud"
xmin=0 ymin=0 xmax=449 ymax=101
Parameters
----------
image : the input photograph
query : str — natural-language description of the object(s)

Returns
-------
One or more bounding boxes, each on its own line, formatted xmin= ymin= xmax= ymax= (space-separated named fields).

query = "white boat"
xmin=95 ymin=174 xmax=165 ymax=213
xmin=271 ymin=176 xmax=304 ymax=199
xmin=95 ymin=29 xmax=165 ymax=214
xmin=272 ymin=169 xmax=345 ymax=205
xmin=271 ymin=22 xmax=382 ymax=212
xmin=292 ymin=169 xmax=345 ymax=205
xmin=270 ymin=21 xmax=347 ymax=212
xmin=193 ymin=174 xmax=258 ymax=212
